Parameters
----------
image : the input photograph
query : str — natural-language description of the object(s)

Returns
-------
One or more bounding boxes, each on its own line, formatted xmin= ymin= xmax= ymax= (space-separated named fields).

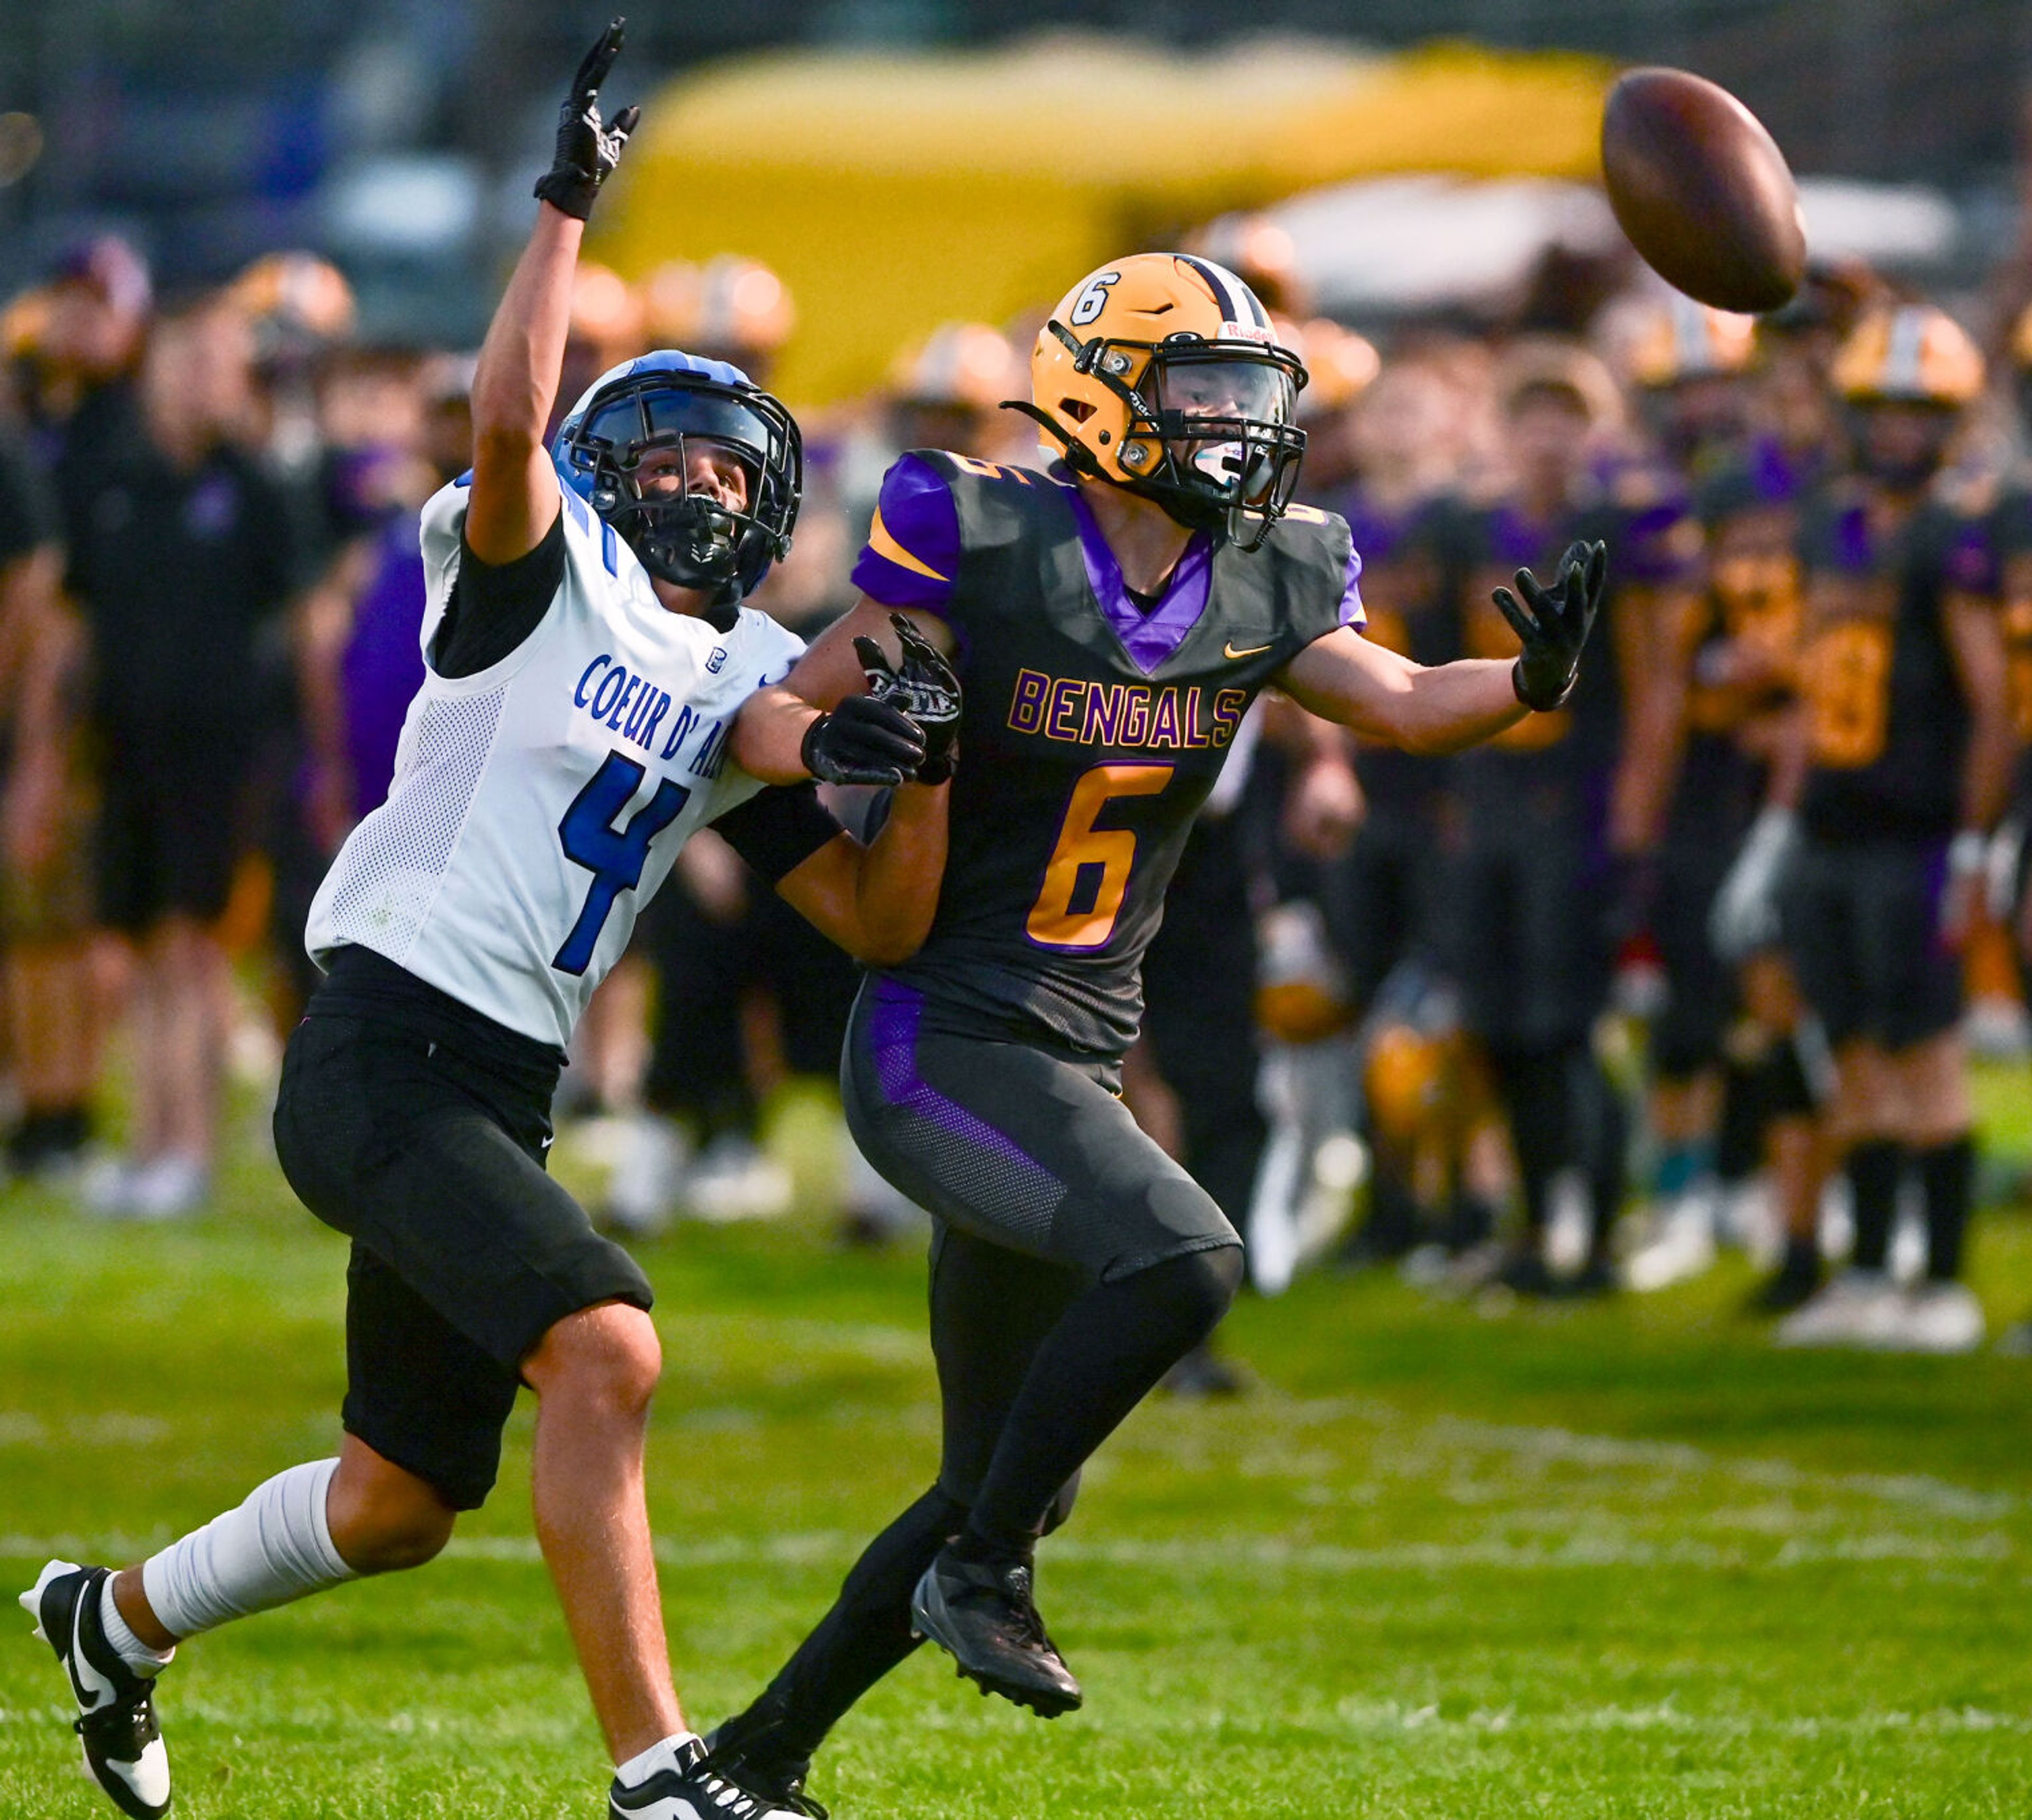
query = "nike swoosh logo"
xmin=71 ymin=1593 xmax=115 ymax=1712
xmin=1223 ymin=641 xmax=1272 ymax=660
xmin=540 ymin=1135 xmax=555 ymax=1151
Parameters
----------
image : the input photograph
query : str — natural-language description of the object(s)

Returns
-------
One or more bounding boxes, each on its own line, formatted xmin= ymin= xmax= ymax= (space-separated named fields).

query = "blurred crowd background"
xmin=6 ymin=2 xmax=2032 ymax=1372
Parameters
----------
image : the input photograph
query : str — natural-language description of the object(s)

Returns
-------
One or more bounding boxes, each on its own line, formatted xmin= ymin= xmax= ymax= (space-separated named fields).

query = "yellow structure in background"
xmin=595 ymin=37 xmax=1612 ymax=406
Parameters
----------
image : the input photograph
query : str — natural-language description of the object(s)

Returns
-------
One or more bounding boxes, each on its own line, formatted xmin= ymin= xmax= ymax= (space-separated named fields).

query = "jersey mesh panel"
xmin=323 ymin=690 xmax=507 ymax=964
xmin=882 ymin=1109 xmax=1064 ymax=1248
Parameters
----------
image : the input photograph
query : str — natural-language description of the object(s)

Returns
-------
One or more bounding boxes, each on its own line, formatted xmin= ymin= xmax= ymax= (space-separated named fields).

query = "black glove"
xmin=1495 ymin=538 xmax=1607 ymax=713
xmin=532 ymin=19 xmax=640 ymax=221
xmin=800 ymin=693 xmax=926 ymax=787
xmin=854 ymin=613 xmax=961 ymax=784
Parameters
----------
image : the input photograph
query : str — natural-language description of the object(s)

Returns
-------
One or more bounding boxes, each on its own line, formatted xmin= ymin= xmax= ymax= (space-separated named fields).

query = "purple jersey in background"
xmin=341 ymin=514 xmax=429 ymax=816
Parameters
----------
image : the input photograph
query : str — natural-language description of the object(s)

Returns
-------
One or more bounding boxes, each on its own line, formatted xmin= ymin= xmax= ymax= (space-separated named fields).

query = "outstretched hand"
xmin=533 ymin=18 xmax=640 ymax=221
xmin=1496 ymin=538 xmax=1607 ymax=713
xmin=854 ymin=614 xmax=961 ymax=783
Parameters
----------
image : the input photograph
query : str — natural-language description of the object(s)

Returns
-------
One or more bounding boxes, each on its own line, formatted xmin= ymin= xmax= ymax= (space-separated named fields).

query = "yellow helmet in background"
xmin=568 ymin=261 xmax=647 ymax=359
xmin=1831 ymin=304 xmax=1985 ymax=408
xmin=1625 ymin=295 xmax=1758 ymax=390
xmin=1292 ymin=316 xmax=1380 ymax=420
xmin=1025 ymin=251 xmax=1307 ymax=550
xmin=889 ymin=321 xmax=1020 ymax=411
xmin=1 ymin=285 xmax=53 ymax=363
xmin=230 ymin=251 xmax=356 ymax=351
xmin=666 ymin=255 xmax=796 ymax=365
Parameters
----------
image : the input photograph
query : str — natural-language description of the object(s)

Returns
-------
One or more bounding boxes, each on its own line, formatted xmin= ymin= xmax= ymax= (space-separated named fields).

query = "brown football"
xmin=1600 ymin=67 xmax=1806 ymax=313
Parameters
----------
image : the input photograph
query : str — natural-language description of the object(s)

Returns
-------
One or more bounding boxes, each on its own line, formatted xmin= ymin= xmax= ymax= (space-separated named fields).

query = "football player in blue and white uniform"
xmin=20 ymin=24 xmax=949 ymax=1820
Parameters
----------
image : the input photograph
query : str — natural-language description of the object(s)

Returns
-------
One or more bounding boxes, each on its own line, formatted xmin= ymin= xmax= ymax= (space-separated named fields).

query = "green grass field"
xmin=4 ymin=1077 xmax=2032 ymax=1818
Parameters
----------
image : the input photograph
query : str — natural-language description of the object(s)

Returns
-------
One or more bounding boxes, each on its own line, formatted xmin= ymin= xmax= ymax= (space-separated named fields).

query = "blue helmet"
xmin=553 ymin=349 xmax=802 ymax=597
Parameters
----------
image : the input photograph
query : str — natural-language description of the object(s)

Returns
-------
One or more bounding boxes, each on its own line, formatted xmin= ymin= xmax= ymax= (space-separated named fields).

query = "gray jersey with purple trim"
xmin=856 ymin=448 xmax=1359 ymax=1058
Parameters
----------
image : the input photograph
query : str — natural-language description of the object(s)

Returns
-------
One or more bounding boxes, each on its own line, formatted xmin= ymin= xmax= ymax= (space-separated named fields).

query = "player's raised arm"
xmin=1277 ymin=540 xmax=1607 ymax=756
xmin=465 ymin=21 xmax=638 ymax=567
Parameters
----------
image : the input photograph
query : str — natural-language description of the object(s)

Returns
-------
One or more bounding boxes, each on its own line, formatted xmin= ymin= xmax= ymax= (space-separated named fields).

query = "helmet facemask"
xmin=560 ymin=375 xmax=802 ymax=594
xmin=1040 ymin=325 xmax=1307 ymax=551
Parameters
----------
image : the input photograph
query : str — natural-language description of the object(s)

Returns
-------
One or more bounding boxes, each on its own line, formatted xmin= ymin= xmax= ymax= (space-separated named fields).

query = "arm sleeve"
xmin=433 ymin=515 xmax=567 ymax=678
xmin=711 ymin=781 xmax=844 ymax=884
xmin=849 ymin=452 xmax=961 ymax=615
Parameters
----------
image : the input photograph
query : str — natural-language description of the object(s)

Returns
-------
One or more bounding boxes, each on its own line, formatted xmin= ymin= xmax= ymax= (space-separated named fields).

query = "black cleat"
xmin=19 ymin=1561 xmax=170 ymax=1819
xmin=610 ymin=1733 xmax=818 ymax=1819
xmin=702 ymin=1706 xmax=826 ymax=1819
xmin=910 ymin=1551 xmax=1082 ymax=1717
xmin=1748 ymin=1247 xmax=1822 ymax=1316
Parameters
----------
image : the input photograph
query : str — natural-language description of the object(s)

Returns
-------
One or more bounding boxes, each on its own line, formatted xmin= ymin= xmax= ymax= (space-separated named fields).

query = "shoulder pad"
xmin=907 ymin=448 xmax=1050 ymax=493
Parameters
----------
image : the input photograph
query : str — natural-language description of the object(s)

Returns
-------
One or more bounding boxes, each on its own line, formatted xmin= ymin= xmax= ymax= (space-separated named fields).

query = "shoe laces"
xmin=997 ymin=1563 xmax=1055 ymax=1653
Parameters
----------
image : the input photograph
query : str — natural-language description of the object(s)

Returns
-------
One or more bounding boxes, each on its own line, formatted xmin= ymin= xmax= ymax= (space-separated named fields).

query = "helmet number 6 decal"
xmin=1067 ymin=272 xmax=1120 ymax=328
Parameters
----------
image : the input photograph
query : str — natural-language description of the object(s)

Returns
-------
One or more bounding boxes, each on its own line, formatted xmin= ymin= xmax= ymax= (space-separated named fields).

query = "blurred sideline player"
xmin=707 ymin=250 xmax=1603 ymax=1808
xmin=21 ymin=27 xmax=951 ymax=1820
xmin=1990 ymin=305 xmax=2032 ymax=1352
xmin=1305 ymin=352 xmax=1485 ymax=1260
xmin=1771 ymin=306 xmax=2012 ymax=1353
xmin=1448 ymin=345 xmax=1695 ymax=1294
xmin=0 ymin=412 xmax=98 ymax=1180
xmin=1613 ymin=299 xmax=1773 ymax=1289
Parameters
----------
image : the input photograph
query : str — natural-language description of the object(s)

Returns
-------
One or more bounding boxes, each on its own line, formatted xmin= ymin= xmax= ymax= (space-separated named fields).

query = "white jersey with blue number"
xmin=306 ymin=471 xmax=803 ymax=1048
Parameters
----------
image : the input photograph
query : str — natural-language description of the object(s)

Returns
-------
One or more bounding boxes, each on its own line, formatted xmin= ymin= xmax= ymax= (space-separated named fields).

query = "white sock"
xmin=615 ymin=1732 xmax=701 ymax=1788
xmin=96 ymin=1579 xmax=175 ymax=1676
xmin=141 ymin=1459 xmax=357 ymax=1640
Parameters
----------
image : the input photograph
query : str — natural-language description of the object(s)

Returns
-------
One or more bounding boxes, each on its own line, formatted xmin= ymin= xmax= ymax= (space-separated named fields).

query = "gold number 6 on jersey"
xmin=1025 ymin=763 xmax=1174 ymax=949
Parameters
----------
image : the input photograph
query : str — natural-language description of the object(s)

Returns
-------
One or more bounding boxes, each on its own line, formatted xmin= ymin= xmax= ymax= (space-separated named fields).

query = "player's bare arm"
xmin=465 ymin=24 xmax=636 ymax=567
xmin=1941 ymin=586 xmax=2015 ymax=941
xmin=1275 ymin=541 xmax=1606 ymax=756
xmin=731 ymin=596 xmax=955 ymax=783
xmin=772 ymin=777 xmax=950 ymax=966
xmin=1607 ymin=577 xmax=1700 ymax=853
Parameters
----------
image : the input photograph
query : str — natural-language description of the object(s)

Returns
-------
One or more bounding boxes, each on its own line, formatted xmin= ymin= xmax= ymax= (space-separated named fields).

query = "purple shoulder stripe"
xmin=1338 ymin=542 xmax=1366 ymax=628
xmin=850 ymin=451 xmax=961 ymax=614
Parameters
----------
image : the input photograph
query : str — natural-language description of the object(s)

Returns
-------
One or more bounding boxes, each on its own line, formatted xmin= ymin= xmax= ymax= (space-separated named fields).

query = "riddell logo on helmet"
xmin=1222 ymin=321 xmax=1275 ymax=344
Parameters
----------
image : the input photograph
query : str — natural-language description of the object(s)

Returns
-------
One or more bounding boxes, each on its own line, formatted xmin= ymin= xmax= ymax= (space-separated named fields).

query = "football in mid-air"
xmin=1600 ymin=66 xmax=1806 ymax=313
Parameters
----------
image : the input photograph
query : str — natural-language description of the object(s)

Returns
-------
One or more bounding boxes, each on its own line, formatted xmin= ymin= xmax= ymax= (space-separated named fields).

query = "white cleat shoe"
xmin=1621 ymin=1193 xmax=1719 ymax=1292
xmin=610 ymin=1732 xmax=818 ymax=1819
xmin=1887 ymin=1281 xmax=1986 ymax=1354
xmin=1775 ymin=1271 xmax=1904 ymax=1349
xmin=19 ymin=1561 xmax=170 ymax=1819
xmin=604 ymin=1112 xmax=691 ymax=1238
xmin=684 ymin=1137 xmax=793 ymax=1224
xmin=124 ymin=1155 xmax=208 ymax=1222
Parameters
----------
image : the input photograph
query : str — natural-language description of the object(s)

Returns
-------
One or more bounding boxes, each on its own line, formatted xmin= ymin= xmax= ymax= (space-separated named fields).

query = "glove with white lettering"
xmin=800 ymin=693 xmax=926 ymax=788
xmin=1496 ymin=538 xmax=1607 ymax=713
xmin=854 ymin=614 xmax=961 ymax=784
xmin=533 ymin=19 xmax=640 ymax=222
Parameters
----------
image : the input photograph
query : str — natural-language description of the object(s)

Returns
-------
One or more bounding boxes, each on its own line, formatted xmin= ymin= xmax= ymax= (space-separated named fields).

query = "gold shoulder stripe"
xmin=867 ymin=505 xmax=951 ymax=583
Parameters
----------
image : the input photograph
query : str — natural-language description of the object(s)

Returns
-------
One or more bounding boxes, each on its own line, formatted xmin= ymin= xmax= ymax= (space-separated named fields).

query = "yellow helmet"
xmin=1 ymin=285 xmax=52 ymax=363
xmin=2008 ymin=301 xmax=2032 ymax=374
xmin=1626 ymin=295 xmax=1758 ymax=389
xmin=568 ymin=261 xmax=647 ymax=359
xmin=1025 ymin=252 xmax=1307 ymax=550
xmin=229 ymin=251 xmax=356 ymax=347
xmin=1832 ymin=304 xmax=1984 ymax=408
xmin=1292 ymin=316 xmax=1380 ymax=419
xmin=890 ymin=322 xmax=1020 ymax=412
